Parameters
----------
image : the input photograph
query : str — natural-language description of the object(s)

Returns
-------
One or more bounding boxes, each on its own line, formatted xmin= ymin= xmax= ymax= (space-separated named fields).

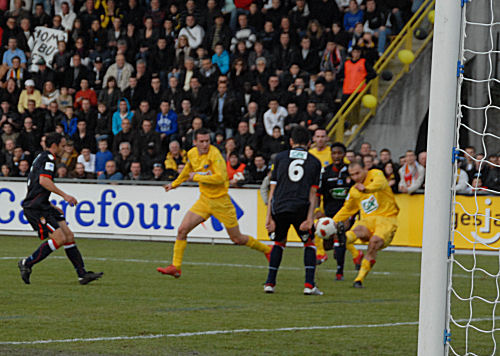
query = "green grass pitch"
xmin=1 ymin=235 xmax=498 ymax=355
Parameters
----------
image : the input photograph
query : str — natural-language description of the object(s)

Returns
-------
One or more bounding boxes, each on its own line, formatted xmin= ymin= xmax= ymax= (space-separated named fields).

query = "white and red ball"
xmin=315 ymin=217 xmax=337 ymax=239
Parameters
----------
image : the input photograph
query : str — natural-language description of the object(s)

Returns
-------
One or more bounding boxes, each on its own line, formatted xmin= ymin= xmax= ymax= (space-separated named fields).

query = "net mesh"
xmin=448 ymin=0 xmax=500 ymax=355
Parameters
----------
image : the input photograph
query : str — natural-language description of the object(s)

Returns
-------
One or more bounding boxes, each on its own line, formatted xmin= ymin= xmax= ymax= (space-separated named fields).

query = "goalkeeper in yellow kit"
xmin=333 ymin=160 xmax=399 ymax=288
xmin=157 ymin=128 xmax=272 ymax=278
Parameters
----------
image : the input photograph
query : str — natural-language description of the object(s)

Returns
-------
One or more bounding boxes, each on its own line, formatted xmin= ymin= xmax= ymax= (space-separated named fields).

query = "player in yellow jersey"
xmin=308 ymin=128 xmax=332 ymax=264
xmin=157 ymin=128 xmax=272 ymax=278
xmin=333 ymin=160 xmax=399 ymax=288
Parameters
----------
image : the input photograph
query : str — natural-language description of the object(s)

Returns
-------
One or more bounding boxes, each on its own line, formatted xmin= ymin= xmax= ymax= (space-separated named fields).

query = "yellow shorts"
xmin=189 ymin=194 xmax=239 ymax=229
xmin=352 ymin=216 xmax=398 ymax=248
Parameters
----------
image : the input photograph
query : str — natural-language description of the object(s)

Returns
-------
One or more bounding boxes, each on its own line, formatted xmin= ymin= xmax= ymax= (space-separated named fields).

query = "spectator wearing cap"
xmin=103 ymin=54 xmax=134 ymax=92
xmin=89 ymin=57 xmax=106 ymax=91
xmin=17 ymin=79 xmax=41 ymax=113
xmin=98 ymin=160 xmax=124 ymax=181
xmin=140 ymin=140 xmax=162 ymax=174
xmin=31 ymin=57 xmax=56 ymax=92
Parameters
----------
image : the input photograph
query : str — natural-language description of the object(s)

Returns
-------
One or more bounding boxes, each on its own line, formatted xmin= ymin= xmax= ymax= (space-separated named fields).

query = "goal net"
xmin=448 ymin=0 xmax=500 ymax=355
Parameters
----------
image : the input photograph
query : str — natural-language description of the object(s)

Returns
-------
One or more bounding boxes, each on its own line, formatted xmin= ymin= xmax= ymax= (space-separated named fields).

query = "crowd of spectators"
xmin=0 ymin=0 xmax=445 ymax=188
xmin=353 ymin=143 xmax=500 ymax=195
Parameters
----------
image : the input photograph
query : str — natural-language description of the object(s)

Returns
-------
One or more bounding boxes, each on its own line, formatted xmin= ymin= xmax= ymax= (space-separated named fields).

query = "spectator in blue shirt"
xmin=95 ymin=139 xmax=114 ymax=176
xmin=344 ymin=0 xmax=364 ymax=32
xmin=212 ymin=42 xmax=230 ymax=75
xmin=2 ymin=37 xmax=27 ymax=68
xmin=62 ymin=107 xmax=78 ymax=137
xmin=156 ymin=99 xmax=178 ymax=153
xmin=98 ymin=160 xmax=124 ymax=181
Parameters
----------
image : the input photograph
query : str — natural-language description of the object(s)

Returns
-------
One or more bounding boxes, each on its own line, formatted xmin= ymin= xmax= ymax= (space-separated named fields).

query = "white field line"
xmin=0 ymin=256 xmax=474 ymax=278
xmin=0 ymin=317 xmax=498 ymax=345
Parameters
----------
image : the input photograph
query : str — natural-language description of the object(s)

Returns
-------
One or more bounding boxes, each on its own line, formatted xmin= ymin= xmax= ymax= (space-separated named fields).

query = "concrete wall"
xmin=350 ymin=43 xmax=432 ymax=158
xmin=462 ymin=0 xmax=500 ymax=155
xmin=350 ymin=0 xmax=500 ymax=158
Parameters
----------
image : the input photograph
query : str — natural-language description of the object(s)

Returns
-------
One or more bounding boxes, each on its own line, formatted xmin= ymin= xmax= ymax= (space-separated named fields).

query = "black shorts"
xmin=24 ymin=205 xmax=65 ymax=240
xmin=272 ymin=209 xmax=315 ymax=244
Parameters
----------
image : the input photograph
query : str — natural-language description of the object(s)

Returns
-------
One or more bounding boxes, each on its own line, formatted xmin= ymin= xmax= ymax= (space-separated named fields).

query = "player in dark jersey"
xmin=264 ymin=126 xmax=323 ymax=295
xmin=317 ymin=142 xmax=354 ymax=281
xmin=18 ymin=133 xmax=103 ymax=285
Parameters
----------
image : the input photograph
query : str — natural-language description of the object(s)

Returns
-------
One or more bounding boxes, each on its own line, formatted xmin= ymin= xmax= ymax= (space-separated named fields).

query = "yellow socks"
xmin=172 ymin=240 xmax=187 ymax=269
xmin=246 ymin=236 xmax=272 ymax=254
xmin=355 ymin=258 xmax=375 ymax=282
xmin=345 ymin=231 xmax=359 ymax=259
xmin=315 ymin=238 xmax=326 ymax=256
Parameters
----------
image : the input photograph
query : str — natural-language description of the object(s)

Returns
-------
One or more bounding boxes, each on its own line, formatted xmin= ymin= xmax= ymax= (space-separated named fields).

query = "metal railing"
xmin=326 ymin=0 xmax=436 ymax=145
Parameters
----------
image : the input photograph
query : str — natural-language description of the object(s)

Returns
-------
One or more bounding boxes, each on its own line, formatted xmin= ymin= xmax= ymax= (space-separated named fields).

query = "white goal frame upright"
xmin=417 ymin=0 xmax=462 ymax=355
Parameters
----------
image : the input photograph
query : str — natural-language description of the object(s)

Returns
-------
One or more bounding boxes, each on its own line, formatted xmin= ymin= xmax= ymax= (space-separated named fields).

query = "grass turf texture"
xmin=0 ymin=236 xmax=498 ymax=355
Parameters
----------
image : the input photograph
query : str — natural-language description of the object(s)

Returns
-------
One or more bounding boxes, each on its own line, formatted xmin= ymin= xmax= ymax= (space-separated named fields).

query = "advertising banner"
xmin=0 ymin=182 xmax=257 ymax=241
xmin=29 ymin=27 xmax=68 ymax=68
xmin=1 ymin=181 xmax=498 ymax=250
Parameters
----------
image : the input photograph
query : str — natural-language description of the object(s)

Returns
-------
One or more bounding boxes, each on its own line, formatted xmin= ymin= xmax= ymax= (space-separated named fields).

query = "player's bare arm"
xmin=300 ymin=186 xmax=318 ymax=231
xmin=39 ymin=176 xmax=77 ymax=206
xmin=164 ymin=183 xmax=174 ymax=192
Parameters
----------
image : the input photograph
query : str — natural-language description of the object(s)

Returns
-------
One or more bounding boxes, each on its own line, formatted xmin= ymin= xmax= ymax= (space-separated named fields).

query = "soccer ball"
xmin=315 ymin=217 xmax=337 ymax=239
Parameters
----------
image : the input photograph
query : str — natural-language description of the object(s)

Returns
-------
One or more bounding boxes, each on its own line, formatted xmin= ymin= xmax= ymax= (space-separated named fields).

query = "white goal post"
xmin=417 ymin=0 xmax=462 ymax=355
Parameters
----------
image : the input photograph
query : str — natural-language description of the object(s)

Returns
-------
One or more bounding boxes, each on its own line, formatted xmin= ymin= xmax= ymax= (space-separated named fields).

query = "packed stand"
xmin=0 ymin=0 xmax=430 ymax=184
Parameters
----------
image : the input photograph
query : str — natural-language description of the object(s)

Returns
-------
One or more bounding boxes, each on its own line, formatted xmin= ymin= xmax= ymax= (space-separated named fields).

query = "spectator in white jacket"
xmin=398 ymin=150 xmax=425 ymax=194
xmin=263 ymin=98 xmax=288 ymax=136
xmin=178 ymin=15 xmax=205 ymax=49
